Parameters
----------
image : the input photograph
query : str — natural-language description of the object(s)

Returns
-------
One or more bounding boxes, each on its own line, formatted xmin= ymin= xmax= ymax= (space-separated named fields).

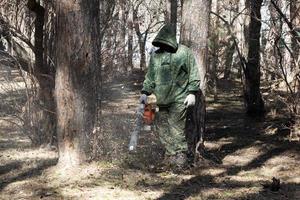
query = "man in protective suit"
xmin=140 ymin=24 xmax=201 ymax=170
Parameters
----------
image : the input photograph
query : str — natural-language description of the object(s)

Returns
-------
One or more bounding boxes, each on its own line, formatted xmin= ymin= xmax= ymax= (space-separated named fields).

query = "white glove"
xmin=184 ymin=94 xmax=196 ymax=107
xmin=139 ymin=94 xmax=148 ymax=104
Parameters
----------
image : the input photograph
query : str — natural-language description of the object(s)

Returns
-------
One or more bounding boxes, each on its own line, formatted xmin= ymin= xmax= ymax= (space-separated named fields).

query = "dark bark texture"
xmin=166 ymin=0 xmax=178 ymax=33
xmin=181 ymin=0 xmax=210 ymax=155
xmin=244 ymin=0 xmax=265 ymax=116
xmin=55 ymin=0 xmax=100 ymax=165
xmin=27 ymin=0 xmax=56 ymax=145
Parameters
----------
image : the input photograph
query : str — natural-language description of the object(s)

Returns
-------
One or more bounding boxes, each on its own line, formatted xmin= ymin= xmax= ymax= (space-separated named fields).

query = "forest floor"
xmin=0 ymin=68 xmax=300 ymax=200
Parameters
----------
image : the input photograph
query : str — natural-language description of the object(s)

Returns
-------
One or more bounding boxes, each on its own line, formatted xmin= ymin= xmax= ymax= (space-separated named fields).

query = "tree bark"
xmin=210 ymin=0 xmax=220 ymax=100
xmin=166 ymin=0 xmax=177 ymax=33
xmin=290 ymin=0 xmax=300 ymax=140
xmin=127 ymin=5 xmax=134 ymax=70
xmin=243 ymin=0 xmax=265 ymax=116
xmin=181 ymin=0 xmax=210 ymax=156
xmin=27 ymin=0 xmax=56 ymax=145
xmin=290 ymin=0 xmax=300 ymax=66
xmin=133 ymin=5 xmax=146 ymax=70
xmin=55 ymin=0 xmax=100 ymax=166
xmin=120 ymin=0 xmax=127 ymax=72
xmin=223 ymin=40 xmax=235 ymax=80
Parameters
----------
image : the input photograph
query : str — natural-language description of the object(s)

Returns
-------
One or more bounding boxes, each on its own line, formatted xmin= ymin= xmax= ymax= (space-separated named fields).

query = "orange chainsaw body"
xmin=143 ymin=104 xmax=155 ymax=125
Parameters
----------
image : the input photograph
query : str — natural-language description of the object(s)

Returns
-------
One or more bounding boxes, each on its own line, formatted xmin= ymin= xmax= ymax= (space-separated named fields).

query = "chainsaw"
xmin=128 ymin=95 xmax=156 ymax=151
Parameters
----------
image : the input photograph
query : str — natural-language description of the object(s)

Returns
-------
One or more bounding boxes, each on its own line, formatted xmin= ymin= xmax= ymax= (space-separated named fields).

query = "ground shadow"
xmin=0 ymin=158 xmax=58 ymax=191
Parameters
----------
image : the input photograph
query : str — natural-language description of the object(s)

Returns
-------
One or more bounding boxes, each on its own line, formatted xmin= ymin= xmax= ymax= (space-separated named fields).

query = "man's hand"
xmin=139 ymin=94 xmax=148 ymax=104
xmin=184 ymin=94 xmax=196 ymax=107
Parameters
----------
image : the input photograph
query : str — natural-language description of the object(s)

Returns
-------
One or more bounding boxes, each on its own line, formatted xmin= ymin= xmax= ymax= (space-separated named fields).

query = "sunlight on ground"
xmin=1 ymin=75 xmax=300 ymax=199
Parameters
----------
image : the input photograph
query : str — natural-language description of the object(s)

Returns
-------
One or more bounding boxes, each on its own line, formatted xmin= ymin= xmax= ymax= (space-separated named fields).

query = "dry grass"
xmin=0 ymin=70 xmax=300 ymax=199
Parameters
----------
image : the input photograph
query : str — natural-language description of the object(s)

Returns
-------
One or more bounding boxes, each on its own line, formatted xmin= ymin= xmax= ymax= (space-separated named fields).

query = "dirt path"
xmin=0 ymin=70 xmax=300 ymax=199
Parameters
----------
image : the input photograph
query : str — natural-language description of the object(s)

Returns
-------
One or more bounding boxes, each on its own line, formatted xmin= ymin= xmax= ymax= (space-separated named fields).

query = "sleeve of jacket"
xmin=187 ymin=49 xmax=201 ymax=93
xmin=141 ymin=55 xmax=156 ymax=95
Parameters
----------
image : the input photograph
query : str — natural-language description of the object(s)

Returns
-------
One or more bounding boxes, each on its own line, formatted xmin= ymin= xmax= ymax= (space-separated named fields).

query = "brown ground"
xmin=0 ymin=68 xmax=299 ymax=200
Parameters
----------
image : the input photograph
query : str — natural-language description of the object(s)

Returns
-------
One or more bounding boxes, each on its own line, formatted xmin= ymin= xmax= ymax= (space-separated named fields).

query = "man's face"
xmin=158 ymin=44 xmax=176 ymax=53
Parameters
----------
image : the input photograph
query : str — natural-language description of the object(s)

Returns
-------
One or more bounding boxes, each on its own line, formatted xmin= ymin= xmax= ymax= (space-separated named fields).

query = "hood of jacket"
xmin=152 ymin=24 xmax=178 ymax=52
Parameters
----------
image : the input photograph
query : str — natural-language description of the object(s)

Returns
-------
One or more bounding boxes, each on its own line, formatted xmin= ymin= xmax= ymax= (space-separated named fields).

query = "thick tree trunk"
xmin=55 ymin=0 xmax=99 ymax=166
xmin=181 ymin=0 xmax=210 ymax=94
xmin=27 ymin=0 xmax=56 ymax=145
xmin=181 ymin=0 xmax=210 ymax=156
xmin=243 ymin=0 xmax=265 ymax=116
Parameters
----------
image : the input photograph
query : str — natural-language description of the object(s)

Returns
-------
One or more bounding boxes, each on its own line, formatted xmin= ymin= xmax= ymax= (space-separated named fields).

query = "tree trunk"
xmin=210 ymin=0 xmax=220 ymax=100
xmin=27 ymin=0 xmax=56 ymax=145
xmin=181 ymin=0 xmax=210 ymax=156
xmin=133 ymin=6 xmax=146 ymax=70
xmin=290 ymin=0 xmax=300 ymax=140
xmin=290 ymin=0 xmax=300 ymax=61
xmin=120 ymin=0 xmax=127 ymax=73
xmin=128 ymin=5 xmax=134 ymax=70
xmin=166 ymin=0 xmax=178 ymax=33
xmin=139 ymin=38 xmax=146 ymax=70
xmin=223 ymin=40 xmax=235 ymax=80
xmin=243 ymin=0 xmax=265 ymax=116
xmin=55 ymin=0 xmax=100 ymax=166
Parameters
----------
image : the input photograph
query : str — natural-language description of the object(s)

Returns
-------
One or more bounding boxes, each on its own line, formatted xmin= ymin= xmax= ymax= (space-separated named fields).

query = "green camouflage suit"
xmin=142 ymin=25 xmax=200 ymax=155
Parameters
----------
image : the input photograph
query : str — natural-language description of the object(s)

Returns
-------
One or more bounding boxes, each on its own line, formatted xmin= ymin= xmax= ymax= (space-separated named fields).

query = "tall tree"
xmin=290 ymin=0 xmax=300 ymax=61
xmin=181 ymin=0 xmax=211 ymax=155
xmin=210 ymin=0 xmax=220 ymax=100
xmin=27 ymin=0 xmax=56 ymax=145
xmin=127 ymin=4 xmax=134 ymax=70
xmin=166 ymin=0 xmax=177 ymax=33
xmin=133 ymin=2 xmax=146 ymax=70
xmin=243 ymin=0 xmax=265 ymax=116
xmin=55 ymin=0 xmax=100 ymax=166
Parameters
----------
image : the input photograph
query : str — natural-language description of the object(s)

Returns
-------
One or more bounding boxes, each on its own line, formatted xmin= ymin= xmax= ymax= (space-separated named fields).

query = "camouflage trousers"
xmin=155 ymin=103 xmax=187 ymax=156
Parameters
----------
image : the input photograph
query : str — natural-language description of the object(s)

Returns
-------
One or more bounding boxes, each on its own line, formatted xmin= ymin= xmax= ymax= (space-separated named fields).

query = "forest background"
xmin=0 ymin=0 xmax=299 ymax=199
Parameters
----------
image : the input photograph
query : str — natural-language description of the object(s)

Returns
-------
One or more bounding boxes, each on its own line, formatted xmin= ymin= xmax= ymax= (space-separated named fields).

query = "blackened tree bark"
xmin=243 ymin=0 xmax=265 ymax=116
xmin=181 ymin=0 xmax=210 ymax=157
xmin=27 ymin=0 xmax=56 ymax=145
xmin=55 ymin=0 xmax=100 ymax=166
xmin=166 ymin=0 xmax=177 ymax=33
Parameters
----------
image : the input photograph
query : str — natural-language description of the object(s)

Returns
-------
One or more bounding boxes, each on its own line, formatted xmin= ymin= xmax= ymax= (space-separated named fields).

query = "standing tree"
xmin=181 ymin=0 xmax=211 ymax=156
xmin=243 ymin=0 xmax=265 ymax=116
xmin=54 ymin=0 xmax=100 ymax=167
xmin=166 ymin=0 xmax=178 ymax=33
xmin=27 ymin=0 xmax=56 ymax=146
xmin=290 ymin=0 xmax=300 ymax=62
